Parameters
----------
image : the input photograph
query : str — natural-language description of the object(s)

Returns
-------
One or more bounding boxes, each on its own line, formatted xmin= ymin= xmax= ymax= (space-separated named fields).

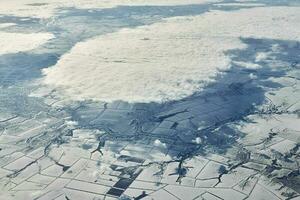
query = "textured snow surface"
xmin=43 ymin=6 xmax=300 ymax=103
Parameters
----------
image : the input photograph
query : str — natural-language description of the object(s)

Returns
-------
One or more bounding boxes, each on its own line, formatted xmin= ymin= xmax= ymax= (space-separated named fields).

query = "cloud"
xmin=154 ymin=139 xmax=167 ymax=148
xmin=42 ymin=6 xmax=300 ymax=103
xmin=0 ymin=32 xmax=54 ymax=54
xmin=0 ymin=0 xmax=219 ymax=18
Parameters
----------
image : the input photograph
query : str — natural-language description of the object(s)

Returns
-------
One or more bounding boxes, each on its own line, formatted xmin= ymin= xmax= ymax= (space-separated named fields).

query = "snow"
xmin=164 ymin=185 xmax=205 ymax=200
xmin=1 ymin=1 xmax=299 ymax=199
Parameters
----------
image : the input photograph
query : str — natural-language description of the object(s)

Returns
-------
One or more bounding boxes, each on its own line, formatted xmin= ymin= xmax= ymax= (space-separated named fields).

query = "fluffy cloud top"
xmin=0 ymin=0 xmax=219 ymax=18
xmin=0 ymin=32 xmax=54 ymax=54
xmin=42 ymin=6 xmax=300 ymax=103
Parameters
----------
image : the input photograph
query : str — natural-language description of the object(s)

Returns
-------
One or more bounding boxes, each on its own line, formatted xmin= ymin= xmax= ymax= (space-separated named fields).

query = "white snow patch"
xmin=0 ymin=32 xmax=54 ymax=54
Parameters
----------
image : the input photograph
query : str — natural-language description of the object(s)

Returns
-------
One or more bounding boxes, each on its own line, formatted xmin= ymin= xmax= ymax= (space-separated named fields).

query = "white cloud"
xmin=192 ymin=137 xmax=202 ymax=144
xmin=42 ymin=18 xmax=243 ymax=103
xmin=154 ymin=139 xmax=167 ymax=148
xmin=0 ymin=32 xmax=54 ymax=54
xmin=0 ymin=0 xmax=219 ymax=19
xmin=42 ymin=6 xmax=300 ymax=103
xmin=0 ymin=23 xmax=16 ymax=28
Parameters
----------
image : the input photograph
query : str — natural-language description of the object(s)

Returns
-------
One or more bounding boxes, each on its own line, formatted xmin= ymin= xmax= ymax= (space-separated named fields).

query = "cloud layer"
xmin=0 ymin=32 xmax=54 ymax=54
xmin=42 ymin=6 xmax=300 ymax=103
